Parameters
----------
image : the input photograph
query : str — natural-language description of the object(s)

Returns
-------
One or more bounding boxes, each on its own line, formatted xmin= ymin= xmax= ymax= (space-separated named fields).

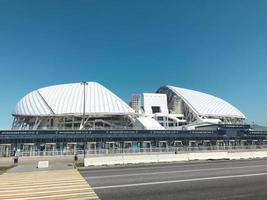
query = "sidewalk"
xmin=0 ymin=155 xmax=83 ymax=172
xmin=8 ymin=157 xmax=75 ymax=173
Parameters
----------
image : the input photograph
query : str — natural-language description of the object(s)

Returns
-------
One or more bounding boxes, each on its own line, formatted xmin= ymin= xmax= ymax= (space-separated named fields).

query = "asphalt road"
xmin=79 ymin=159 xmax=267 ymax=200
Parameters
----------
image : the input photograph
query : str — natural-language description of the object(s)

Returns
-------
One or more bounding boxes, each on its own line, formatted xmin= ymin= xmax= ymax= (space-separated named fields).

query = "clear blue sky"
xmin=0 ymin=0 xmax=267 ymax=128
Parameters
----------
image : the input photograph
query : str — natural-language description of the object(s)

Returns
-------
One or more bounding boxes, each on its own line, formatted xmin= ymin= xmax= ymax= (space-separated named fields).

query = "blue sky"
xmin=0 ymin=0 xmax=267 ymax=128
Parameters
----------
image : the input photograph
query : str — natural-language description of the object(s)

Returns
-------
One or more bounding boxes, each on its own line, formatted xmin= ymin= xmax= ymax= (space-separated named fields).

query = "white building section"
xmin=143 ymin=93 xmax=169 ymax=115
xmin=141 ymin=93 xmax=187 ymax=129
xmin=157 ymin=86 xmax=245 ymax=125
xmin=134 ymin=117 xmax=165 ymax=130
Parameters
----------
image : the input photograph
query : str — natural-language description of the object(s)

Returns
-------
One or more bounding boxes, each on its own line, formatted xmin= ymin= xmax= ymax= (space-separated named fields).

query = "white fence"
xmin=2 ymin=145 xmax=267 ymax=157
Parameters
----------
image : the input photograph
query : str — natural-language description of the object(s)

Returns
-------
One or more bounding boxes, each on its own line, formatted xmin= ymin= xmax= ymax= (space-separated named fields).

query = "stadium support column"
xmin=11 ymin=118 xmax=16 ymax=130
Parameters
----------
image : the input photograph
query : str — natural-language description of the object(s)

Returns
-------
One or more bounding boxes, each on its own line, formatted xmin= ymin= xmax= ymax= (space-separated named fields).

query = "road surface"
xmin=80 ymin=159 xmax=267 ymax=200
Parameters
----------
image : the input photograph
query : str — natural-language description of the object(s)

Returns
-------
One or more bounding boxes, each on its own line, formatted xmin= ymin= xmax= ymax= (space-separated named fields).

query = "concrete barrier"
xmin=158 ymin=153 xmax=189 ymax=162
xmin=251 ymin=150 xmax=267 ymax=158
xmin=84 ymin=155 xmax=124 ymax=166
xmin=228 ymin=151 xmax=254 ymax=160
xmin=84 ymin=150 xmax=267 ymax=166
xmin=188 ymin=152 xmax=228 ymax=161
xmin=123 ymin=154 xmax=158 ymax=164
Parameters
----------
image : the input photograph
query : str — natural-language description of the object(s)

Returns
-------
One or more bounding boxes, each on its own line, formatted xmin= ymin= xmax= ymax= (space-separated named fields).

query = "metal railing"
xmin=2 ymin=145 xmax=267 ymax=157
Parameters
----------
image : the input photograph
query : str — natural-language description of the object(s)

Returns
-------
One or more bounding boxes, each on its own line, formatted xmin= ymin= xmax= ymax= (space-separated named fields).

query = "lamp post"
xmin=80 ymin=81 xmax=88 ymax=129
xmin=80 ymin=81 xmax=88 ymax=158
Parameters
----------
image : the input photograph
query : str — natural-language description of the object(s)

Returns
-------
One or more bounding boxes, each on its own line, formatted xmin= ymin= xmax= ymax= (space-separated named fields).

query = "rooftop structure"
xmin=157 ymin=86 xmax=245 ymax=126
xmin=12 ymin=82 xmax=135 ymax=130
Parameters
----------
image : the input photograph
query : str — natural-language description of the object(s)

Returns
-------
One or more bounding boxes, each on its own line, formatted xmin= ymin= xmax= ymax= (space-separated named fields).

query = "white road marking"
xmin=0 ymin=185 xmax=90 ymax=193
xmin=0 ymin=182 xmax=87 ymax=190
xmin=9 ymin=192 xmax=98 ymax=200
xmin=0 ymin=188 xmax=94 ymax=197
xmin=93 ymin=172 xmax=267 ymax=190
xmin=0 ymin=179 xmax=86 ymax=187
xmin=86 ymin=164 xmax=267 ymax=179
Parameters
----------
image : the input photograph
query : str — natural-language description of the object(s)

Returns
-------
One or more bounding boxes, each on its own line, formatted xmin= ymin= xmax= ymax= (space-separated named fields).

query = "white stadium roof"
xmin=13 ymin=82 xmax=134 ymax=116
xmin=165 ymin=86 xmax=245 ymax=119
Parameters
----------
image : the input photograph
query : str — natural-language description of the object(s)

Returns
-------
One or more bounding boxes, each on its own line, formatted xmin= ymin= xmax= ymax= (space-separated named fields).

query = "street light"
xmin=80 ymin=81 xmax=88 ymax=158
xmin=80 ymin=81 xmax=88 ymax=129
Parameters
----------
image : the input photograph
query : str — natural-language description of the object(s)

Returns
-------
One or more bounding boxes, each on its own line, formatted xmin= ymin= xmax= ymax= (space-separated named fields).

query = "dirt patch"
xmin=0 ymin=166 xmax=14 ymax=174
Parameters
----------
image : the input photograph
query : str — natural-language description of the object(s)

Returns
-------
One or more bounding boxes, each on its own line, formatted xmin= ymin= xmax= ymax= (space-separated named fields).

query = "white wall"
xmin=84 ymin=150 xmax=267 ymax=166
xmin=143 ymin=93 xmax=169 ymax=114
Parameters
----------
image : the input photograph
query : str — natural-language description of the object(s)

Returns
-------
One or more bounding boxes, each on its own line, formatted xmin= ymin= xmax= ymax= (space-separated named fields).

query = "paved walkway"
xmin=0 ymin=169 xmax=99 ymax=199
xmin=0 ymin=155 xmax=84 ymax=172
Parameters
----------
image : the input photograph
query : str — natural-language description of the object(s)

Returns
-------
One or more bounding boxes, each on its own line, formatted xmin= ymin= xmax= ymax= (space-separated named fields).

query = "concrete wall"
xmin=84 ymin=150 xmax=267 ymax=166
xmin=188 ymin=152 xmax=229 ymax=161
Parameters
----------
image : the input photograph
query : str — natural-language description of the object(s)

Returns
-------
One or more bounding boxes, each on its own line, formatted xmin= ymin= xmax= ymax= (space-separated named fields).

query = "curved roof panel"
xmin=163 ymin=86 xmax=245 ymax=119
xmin=13 ymin=82 xmax=134 ymax=116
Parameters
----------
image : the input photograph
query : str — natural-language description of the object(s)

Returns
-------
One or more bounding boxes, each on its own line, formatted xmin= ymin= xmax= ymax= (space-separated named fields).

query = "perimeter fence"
xmin=2 ymin=145 xmax=267 ymax=157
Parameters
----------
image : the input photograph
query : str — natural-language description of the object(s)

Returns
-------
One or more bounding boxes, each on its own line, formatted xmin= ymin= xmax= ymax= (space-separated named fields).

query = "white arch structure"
xmin=12 ymin=82 xmax=135 ymax=130
xmin=157 ymin=86 xmax=245 ymax=125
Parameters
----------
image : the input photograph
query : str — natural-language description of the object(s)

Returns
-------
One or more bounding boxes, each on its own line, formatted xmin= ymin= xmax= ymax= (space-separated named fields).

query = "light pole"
xmin=80 ymin=81 xmax=88 ymax=158
xmin=80 ymin=81 xmax=88 ymax=129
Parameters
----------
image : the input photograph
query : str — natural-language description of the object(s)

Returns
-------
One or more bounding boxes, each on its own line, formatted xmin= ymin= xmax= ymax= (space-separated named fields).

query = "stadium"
xmin=0 ymin=81 xmax=265 ymax=156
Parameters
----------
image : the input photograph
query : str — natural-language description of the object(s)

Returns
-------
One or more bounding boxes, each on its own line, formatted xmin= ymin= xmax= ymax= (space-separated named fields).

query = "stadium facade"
xmin=12 ymin=81 xmax=245 ymax=131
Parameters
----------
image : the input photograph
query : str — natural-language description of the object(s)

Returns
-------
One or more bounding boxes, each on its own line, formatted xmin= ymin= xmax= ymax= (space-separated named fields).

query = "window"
xmin=157 ymin=116 xmax=164 ymax=121
xmin=179 ymin=122 xmax=187 ymax=126
xmin=151 ymin=106 xmax=161 ymax=113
